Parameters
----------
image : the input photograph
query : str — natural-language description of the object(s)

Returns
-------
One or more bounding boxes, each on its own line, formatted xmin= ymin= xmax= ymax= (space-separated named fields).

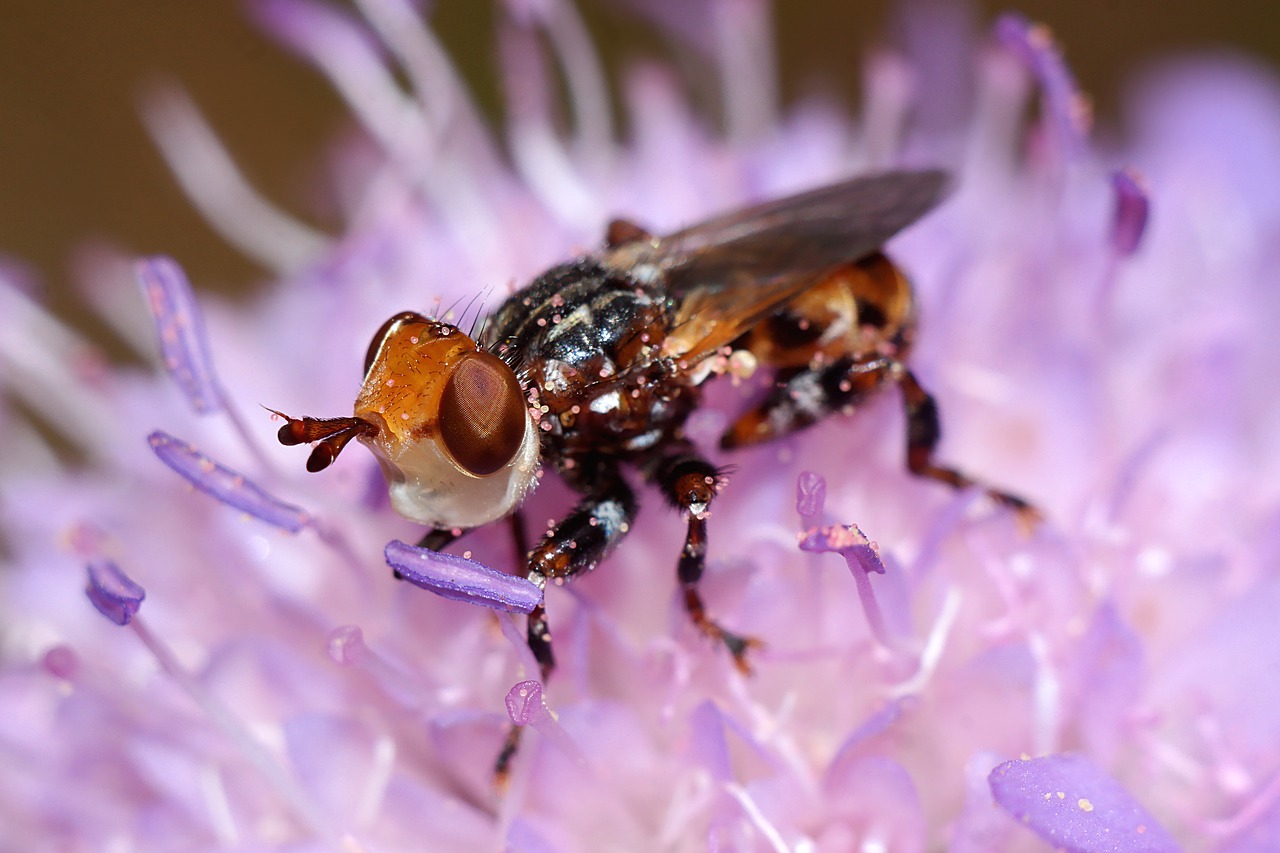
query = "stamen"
xmin=799 ymin=520 xmax=892 ymax=648
xmin=139 ymin=85 xmax=327 ymax=272
xmin=1110 ymin=169 xmax=1151 ymax=257
xmin=251 ymin=0 xmax=428 ymax=162
xmin=148 ymin=431 xmax=310 ymax=533
xmin=498 ymin=20 xmax=600 ymax=227
xmin=0 ymin=281 xmax=117 ymax=462
xmin=352 ymin=0 xmax=495 ymax=149
xmin=85 ymin=559 xmax=332 ymax=839
xmin=861 ymin=51 xmax=915 ymax=168
xmin=712 ymin=0 xmax=777 ymax=143
xmin=993 ymin=14 xmax=1091 ymax=157
xmin=135 ymin=256 xmax=226 ymax=415
xmin=385 ymin=540 xmax=543 ymax=613
xmin=85 ymin=560 xmax=146 ymax=626
xmin=724 ymin=783 xmax=790 ymax=853
xmin=795 ymin=470 xmax=827 ymax=528
xmin=989 ymin=754 xmax=1177 ymax=851
xmin=254 ymin=0 xmax=508 ymax=277
xmin=504 ymin=680 xmax=591 ymax=773
xmin=507 ymin=0 xmax=614 ymax=163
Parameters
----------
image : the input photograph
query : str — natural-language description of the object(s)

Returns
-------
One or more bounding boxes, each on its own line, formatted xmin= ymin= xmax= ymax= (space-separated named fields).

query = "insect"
xmin=275 ymin=169 xmax=1036 ymax=777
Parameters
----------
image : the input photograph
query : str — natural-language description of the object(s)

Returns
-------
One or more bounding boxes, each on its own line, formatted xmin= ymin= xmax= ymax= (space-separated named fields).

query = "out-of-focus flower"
xmin=2 ymin=0 xmax=1279 ymax=849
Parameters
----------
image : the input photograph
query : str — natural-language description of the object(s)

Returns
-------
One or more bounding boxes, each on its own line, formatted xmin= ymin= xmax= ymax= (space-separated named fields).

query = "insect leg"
xmin=495 ymin=473 xmax=638 ymax=785
xmin=722 ymin=357 xmax=1039 ymax=525
xmin=721 ymin=355 xmax=897 ymax=449
xmin=652 ymin=449 xmax=761 ymax=674
xmin=897 ymin=368 xmax=1041 ymax=525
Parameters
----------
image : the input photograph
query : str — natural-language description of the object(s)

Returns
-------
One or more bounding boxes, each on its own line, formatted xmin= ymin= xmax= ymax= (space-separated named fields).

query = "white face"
xmin=367 ymin=412 xmax=540 ymax=530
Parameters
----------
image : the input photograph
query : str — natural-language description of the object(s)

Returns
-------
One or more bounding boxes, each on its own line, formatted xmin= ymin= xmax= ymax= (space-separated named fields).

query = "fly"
xmin=274 ymin=168 xmax=1037 ymax=780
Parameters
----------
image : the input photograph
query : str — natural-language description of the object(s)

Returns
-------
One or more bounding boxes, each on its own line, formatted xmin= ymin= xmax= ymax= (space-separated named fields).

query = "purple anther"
xmin=42 ymin=645 xmax=79 ymax=680
xmin=385 ymin=540 xmax=544 ymax=613
xmin=85 ymin=560 xmax=146 ymax=626
xmin=136 ymin=256 xmax=226 ymax=415
xmin=1110 ymin=169 xmax=1150 ymax=257
xmin=799 ymin=523 xmax=887 ymax=576
xmin=994 ymin=14 xmax=1091 ymax=154
xmin=796 ymin=471 xmax=827 ymax=525
xmin=989 ymin=754 xmax=1178 ymax=853
xmin=148 ymin=431 xmax=309 ymax=533
xmin=327 ymin=625 xmax=366 ymax=666
xmin=505 ymin=680 xmax=544 ymax=726
xmin=800 ymin=522 xmax=891 ymax=646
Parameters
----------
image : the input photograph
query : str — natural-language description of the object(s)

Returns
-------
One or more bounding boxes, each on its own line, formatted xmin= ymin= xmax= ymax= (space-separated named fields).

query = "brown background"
xmin=1 ymin=1 xmax=1276 ymax=325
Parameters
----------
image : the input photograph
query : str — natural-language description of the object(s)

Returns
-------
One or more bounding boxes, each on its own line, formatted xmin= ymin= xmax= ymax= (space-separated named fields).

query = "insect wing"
xmin=604 ymin=169 xmax=949 ymax=359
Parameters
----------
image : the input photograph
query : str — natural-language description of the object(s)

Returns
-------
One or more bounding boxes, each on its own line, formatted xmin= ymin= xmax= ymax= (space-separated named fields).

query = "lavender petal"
xmin=385 ymin=540 xmax=543 ymax=614
xmin=135 ymin=256 xmax=226 ymax=414
xmin=989 ymin=754 xmax=1179 ymax=852
xmin=148 ymin=431 xmax=309 ymax=532
xmin=1111 ymin=169 xmax=1151 ymax=257
xmin=85 ymin=561 xmax=146 ymax=626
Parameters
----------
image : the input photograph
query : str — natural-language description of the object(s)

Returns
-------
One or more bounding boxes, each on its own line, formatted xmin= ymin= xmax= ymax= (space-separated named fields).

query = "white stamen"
xmin=140 ymin=85 xmax=328 ymax=272
xmin=725 ymin=783 xmax=791 ymax=853
xmin=712 ymin=0 xmax=778 ymax=142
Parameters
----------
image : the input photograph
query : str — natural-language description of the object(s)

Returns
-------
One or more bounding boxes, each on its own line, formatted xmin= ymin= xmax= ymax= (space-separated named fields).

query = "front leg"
xmin=496 ymin=469 xmax=637 ymax=785
xmin=651 ymin=449 xmax=762 ymax=674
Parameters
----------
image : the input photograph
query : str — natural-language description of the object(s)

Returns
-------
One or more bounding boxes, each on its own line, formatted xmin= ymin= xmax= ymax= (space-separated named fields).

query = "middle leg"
xmin=649 ymin=448 xmax=761 ymax=673
xmin=495 ymin=470 xmax=638 ymax=784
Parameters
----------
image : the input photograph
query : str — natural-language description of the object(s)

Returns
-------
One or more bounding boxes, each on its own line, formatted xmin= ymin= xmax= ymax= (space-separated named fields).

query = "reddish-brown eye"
xmin=439 ymin=353 xmax=526 ymax=476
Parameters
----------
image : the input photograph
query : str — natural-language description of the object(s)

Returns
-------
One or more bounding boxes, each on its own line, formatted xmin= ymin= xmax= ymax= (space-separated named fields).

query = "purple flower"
xmin=3 ymin=1 xmax=1280 ymax=849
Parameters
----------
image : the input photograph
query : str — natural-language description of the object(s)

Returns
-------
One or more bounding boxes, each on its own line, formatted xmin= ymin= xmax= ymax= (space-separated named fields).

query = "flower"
xmin=3 ymin=1 xmax=1280 ymax=850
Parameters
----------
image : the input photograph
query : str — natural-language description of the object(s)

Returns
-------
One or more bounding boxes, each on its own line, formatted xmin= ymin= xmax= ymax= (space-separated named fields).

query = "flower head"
xmin=3 ymin=1 xmax=1280 ymax=849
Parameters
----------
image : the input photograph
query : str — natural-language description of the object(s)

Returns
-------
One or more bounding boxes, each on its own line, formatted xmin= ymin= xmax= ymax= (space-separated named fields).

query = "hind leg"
xmin=722 ymin=355 xmax=1038 ymax=524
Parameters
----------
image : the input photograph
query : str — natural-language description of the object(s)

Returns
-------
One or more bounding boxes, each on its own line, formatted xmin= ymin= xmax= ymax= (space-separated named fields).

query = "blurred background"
xmin=1 ymin=0 xmax=1276 ymax=329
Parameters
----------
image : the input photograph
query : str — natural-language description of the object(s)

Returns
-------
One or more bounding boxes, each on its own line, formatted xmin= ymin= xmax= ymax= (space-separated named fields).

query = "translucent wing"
xmin=601 ymin=169 xmax=949 ymax=359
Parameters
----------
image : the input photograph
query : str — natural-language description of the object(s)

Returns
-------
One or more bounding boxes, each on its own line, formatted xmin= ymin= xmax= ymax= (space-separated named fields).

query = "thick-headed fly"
xmin=275 ymin=169 xmax=1036 ymax=777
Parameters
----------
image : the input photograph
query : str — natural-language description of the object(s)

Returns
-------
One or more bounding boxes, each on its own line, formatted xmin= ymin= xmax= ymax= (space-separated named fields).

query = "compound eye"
xmin=439 ymin=353 xmax=526 ymax=476
xmin=365 ymin=311 xmax=428 ymax=377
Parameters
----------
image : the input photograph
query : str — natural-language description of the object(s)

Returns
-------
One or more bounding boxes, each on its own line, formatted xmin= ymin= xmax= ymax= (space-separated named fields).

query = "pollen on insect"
xmin=409 ymin=336 xmax=419 ymax=344
xmin=537 ymin=318 xmax=547 ymax=327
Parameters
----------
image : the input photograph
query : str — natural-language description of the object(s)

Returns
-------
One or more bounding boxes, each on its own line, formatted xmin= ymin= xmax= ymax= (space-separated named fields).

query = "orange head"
xmin=275 ymin=311 xmax=540 ymax=529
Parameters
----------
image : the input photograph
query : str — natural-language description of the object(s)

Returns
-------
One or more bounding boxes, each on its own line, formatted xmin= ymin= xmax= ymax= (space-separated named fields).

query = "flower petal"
xmin=148 ymin=430 xmax=310 ymax=532
xmin=988 ymin=754 xmax=1179 ymax=852
xmin=384 ymin=540 xmax=543 ymax=613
